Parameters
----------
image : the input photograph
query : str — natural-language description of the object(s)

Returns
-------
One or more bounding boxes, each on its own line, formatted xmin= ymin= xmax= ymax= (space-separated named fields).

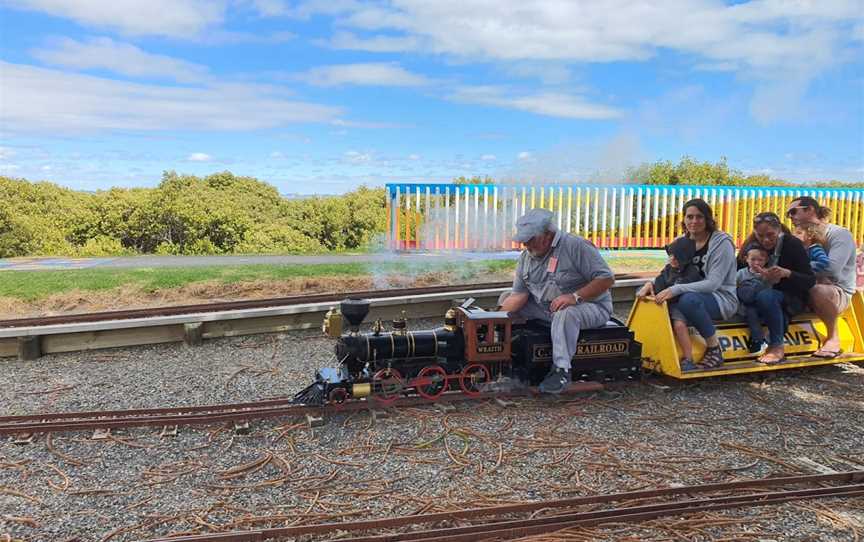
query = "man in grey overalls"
xmin=500 ymin=208 xmax=615 ymax=394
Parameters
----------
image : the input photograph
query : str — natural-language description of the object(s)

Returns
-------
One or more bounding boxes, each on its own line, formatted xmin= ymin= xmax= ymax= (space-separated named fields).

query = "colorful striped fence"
xmin=386 ymin=183 xmax=864 ymax=251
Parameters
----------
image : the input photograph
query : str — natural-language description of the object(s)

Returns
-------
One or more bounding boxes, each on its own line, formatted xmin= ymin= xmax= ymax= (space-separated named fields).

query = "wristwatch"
xmin=571 ymin=292 xmax=582 ymax=304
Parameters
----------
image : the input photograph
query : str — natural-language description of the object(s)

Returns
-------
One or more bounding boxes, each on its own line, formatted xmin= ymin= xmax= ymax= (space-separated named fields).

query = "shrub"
xmin=76 ymin=236 xmax=132 ymax=257
xmin=235 ymin=223 xmax=322 ymax=254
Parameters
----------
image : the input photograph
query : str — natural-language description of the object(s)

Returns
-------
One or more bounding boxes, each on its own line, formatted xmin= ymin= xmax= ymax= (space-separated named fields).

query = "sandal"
xmin=679 ymin=358 xmax=698 ymax=372
xmin=700 ymin=346 xmax=724 ymax=369
xmin=757 ymin=353 xmax=786 ymax=365
xmin=813 ymin=348 xmax=841 ymax=359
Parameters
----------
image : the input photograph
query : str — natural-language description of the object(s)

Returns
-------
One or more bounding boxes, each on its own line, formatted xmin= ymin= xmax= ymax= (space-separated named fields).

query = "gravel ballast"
xmin=2 ymin=318 xmax=864 ymax=541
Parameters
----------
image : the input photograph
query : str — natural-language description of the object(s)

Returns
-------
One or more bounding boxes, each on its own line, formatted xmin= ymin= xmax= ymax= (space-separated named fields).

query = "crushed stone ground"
xmin=1 ymin=320 xmax=863 ymax=541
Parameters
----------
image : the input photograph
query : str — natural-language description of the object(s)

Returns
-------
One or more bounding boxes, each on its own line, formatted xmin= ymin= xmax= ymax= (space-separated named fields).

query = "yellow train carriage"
xmin=627 ymin=291 xmax=864 ymax=379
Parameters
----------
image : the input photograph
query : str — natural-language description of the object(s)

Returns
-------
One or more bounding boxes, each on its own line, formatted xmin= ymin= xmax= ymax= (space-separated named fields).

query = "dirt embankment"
xmin=0 ymin=270 xmax=516 ymax=320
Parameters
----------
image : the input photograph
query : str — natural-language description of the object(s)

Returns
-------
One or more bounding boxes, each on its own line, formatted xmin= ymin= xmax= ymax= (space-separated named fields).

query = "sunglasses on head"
xmin=786 ymin=206 xmax=809 ymax=218
xmin=754 ymin=214 xmax=781 ymax=226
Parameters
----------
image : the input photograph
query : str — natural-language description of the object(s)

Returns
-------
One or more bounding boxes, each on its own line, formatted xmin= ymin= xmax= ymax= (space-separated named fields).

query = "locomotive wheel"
xmin=414 ymin=365 xmax=449 ymax=400
xmin=328 ymin=387 xmax=349 ymax=404
xmin=459 ymin=363 xmax=490 ymax=397
xmin=372 ymin=368 xmax=404 ymax=405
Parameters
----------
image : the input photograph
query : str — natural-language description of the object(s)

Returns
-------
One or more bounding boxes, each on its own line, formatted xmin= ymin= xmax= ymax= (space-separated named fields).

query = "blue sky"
xmin=0 ymin=0 xmax=862 ymax=194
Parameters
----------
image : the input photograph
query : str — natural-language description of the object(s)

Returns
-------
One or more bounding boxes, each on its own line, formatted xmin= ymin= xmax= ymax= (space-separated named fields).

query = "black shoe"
xmin=538 ymin=367 xmax=571 ymax=394
xmin=747 ymin=339 xmax=766 ymax=354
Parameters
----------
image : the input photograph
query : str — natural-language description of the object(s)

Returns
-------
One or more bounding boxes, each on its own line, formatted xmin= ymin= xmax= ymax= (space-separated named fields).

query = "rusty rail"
xmin=0 ymin=282 xmax=512 ymax=328
xmin=0 ymin=274 xmax=653 ymax=329
xmin=0 ymin=382 xmax=603 ymax=435
xmin=141 ymin=470 xmax=864 ymax=541
xmin=1 ymin=274 xmax=651 ymax=360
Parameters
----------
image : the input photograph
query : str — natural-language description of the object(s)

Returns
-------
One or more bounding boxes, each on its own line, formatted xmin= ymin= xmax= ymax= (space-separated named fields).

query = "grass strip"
xmin=0 ymin=253 xmax=663 ymax=302
xmin=0 ymin=260 xmax=518 ymax=301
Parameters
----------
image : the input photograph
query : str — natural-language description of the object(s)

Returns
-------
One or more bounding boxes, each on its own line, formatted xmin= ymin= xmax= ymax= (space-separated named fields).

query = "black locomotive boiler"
xmin=291 ymin=298 xmax=642 ymax=406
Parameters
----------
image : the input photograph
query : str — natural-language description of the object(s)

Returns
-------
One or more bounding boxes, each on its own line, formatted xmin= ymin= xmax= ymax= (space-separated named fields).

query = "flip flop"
xmin=812 ymin=349 xmax=842 ymax=359
xmin=757 ymin=354 xmax=785 ymax=365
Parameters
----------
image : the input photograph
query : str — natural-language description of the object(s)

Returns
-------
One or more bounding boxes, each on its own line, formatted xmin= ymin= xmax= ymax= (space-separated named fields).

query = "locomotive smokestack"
xmin=340 ymin=298 xmax=370 ymax=332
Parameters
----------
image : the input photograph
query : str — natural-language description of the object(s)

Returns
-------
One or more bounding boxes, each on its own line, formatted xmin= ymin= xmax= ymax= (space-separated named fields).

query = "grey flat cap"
xmin=513 ymin=208 xmax=555 ymax=242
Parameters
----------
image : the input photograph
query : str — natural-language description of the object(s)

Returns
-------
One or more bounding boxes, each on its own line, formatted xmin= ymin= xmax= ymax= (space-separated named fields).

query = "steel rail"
xmin=140 ymin=471 xmax=864 ymax=542
xmin=0 ymin=382 xmax=603 ymax=435
xmin=0 ymin=396 xmax=295 ymax=424
xmin=335 ymin=486 xmax=864 ymax=542
xmin=0 ymin=275 xmax=648 ymax=359
xmin=0 ymin=273 xmax=652 ymax=329
xmin=0 ymin=282 xmax=513 ymax=328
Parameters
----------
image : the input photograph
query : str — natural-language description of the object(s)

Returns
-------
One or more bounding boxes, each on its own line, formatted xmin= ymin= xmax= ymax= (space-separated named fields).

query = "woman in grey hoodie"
xmin=652 ymin=199 xmax=738 ymax=370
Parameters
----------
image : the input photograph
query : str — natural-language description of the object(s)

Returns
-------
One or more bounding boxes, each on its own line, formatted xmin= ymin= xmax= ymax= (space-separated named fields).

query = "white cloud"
xmin=748 ymin=76 xmax=811 ymax=124
xmin=408 ymin=153 xmax=420 ymax=160
xmin=0 ymin=61 xmax=343 ymax=134
xmin=327 ymin=31 xmax=421 ymax=53
xmin=298 ymin=63 xmax=430 ymax=87
xmin=245 ymin=0 xmax=290 ymax=17
xmin=330 ymin=118 xmax=408 ymax=129
xmin=451 ymin=86 xmax=621 ymax=120
xmin=634 ymin=84 xmax=740 ymax=140
xmin=501 ymin=62 xmax=573 ymax=85
xmin=40 ymin=165 xmax=53 ymax=171
xmin=480 ymin=154 xmax=496 ymax=161
xmin=270 ymin=151 xmax=286 ymax=159
xmin=307 ymin=0 xmax=858 ymax=68
xmin=301 ymin=0 xmax=861 ymax=121
xmin=31 ymin=37 xmax=210 ymax=83
xmin=344 ymin=150 xmax=372 ymax=163
xmin=5 ymin=0 xmax=226 ymax=37
xmin=187 ymin=153 xmax=212 ymax=162
xmin=0 ymin=164 xmax=21 ymax=171
xmin=503 ymin=133 xmax=645 ymax=182
xmin=0 ymin=147 xmax=15 ymax=160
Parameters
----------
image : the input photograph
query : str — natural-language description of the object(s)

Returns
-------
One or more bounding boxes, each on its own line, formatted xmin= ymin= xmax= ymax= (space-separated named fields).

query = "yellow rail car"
xmin=627 ymin=292 xmax=864 ymax=379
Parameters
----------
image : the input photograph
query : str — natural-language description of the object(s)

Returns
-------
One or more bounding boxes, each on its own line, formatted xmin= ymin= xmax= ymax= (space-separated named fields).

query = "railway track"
xmin=0 ymin=382 xmax=603 ymax=435
xmin=0 ymin=282 xmax=534 ymax=328
xmin=140 ymin=471 xmax=864 ymax=541
xmin=0 ymin=274 xmax=653 ymax=328
xmin=0 ymin=274 xmax=650 ymax=360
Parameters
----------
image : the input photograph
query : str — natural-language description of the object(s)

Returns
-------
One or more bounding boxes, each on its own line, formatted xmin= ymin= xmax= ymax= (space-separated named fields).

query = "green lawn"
xmin=0 ymin=254 xmax=663 ymax=302
xmin=0 ymin=260 xmax=519 ymax=301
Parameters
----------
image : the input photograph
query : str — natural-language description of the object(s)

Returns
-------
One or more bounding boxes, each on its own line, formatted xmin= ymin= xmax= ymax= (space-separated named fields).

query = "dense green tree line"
xmin=2 ymin=158 xmax=860 ymax=257
xmin=0 ymin=171 xmax=387 ymax=258
xmin=628 ymin=156 xmax=864 ymax=187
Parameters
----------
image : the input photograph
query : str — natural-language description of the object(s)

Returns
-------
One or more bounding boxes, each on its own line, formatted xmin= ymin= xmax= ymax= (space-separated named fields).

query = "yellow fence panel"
xmin=388 ymin=184 xmax=864 ymax=250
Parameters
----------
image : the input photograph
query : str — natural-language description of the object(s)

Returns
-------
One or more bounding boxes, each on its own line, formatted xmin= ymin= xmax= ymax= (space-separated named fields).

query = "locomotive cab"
xmin=456 ymin=307 xmax=512 ymax=363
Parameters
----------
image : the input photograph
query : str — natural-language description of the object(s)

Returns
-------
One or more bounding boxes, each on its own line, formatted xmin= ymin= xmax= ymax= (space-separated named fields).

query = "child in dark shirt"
xmin=637 ymin=237 xmax=701 ymax=298
xmin=636 ymin=237 xmax=702 ymax=370
xmin=736 ymin=244 xmax=770 ymax=354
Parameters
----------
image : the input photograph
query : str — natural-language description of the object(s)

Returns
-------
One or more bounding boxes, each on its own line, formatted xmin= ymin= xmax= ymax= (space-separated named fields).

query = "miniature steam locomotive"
xmin=291 ymin=298 xmax=642 ymax=406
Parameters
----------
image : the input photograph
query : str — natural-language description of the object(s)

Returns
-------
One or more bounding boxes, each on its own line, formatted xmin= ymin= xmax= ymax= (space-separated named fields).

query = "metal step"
xmin=678 ymin=351 xmax=864 ymax=378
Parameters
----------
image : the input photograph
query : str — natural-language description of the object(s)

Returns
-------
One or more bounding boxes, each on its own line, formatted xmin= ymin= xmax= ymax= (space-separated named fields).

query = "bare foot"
xmin=758 ymin=346 xmax=786 ymax=365
xmin=814 ymin=338 xmax=842 ymax=358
